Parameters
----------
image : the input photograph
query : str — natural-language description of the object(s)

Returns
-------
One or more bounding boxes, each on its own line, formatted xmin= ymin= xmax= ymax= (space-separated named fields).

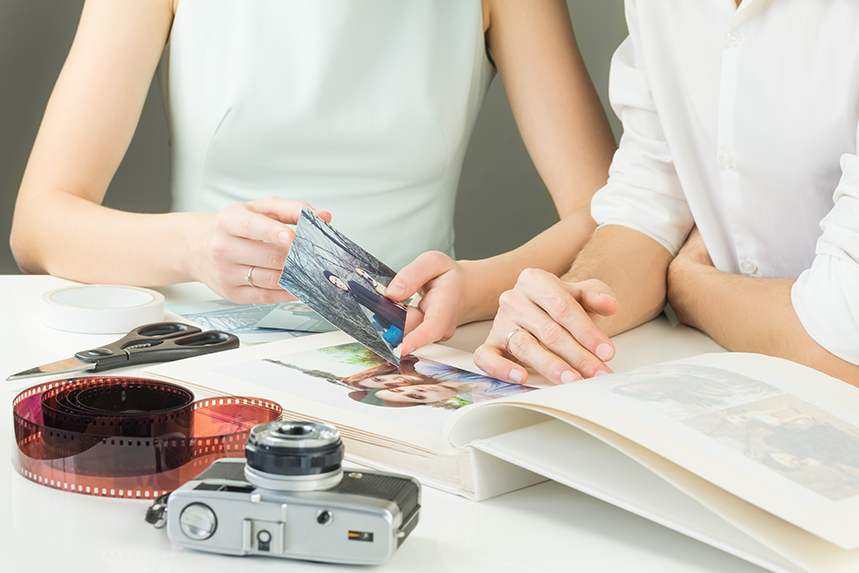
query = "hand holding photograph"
xmin=279 ymin=207 xmax=408 ymax=364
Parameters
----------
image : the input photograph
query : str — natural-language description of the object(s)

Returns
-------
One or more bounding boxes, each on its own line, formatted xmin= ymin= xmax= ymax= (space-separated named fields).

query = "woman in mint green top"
xmin=12 ymin=0 xmax=616 ymax=355
xmin=166 ymin=1 xmax=494 ymax=272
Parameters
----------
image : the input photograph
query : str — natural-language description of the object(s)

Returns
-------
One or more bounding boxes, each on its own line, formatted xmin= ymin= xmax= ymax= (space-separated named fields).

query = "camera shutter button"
xmin=179 ymin=503 xmax=217 ymax=540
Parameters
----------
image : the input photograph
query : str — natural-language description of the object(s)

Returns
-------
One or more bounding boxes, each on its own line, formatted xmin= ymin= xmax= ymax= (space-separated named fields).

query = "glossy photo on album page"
xmin=279 ymin=207 xmax=408 ymax=365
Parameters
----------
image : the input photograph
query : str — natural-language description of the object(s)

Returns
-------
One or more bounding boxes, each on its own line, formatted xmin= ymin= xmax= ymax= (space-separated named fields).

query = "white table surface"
xmin=0 ymin=275 xmax=771 ymax=573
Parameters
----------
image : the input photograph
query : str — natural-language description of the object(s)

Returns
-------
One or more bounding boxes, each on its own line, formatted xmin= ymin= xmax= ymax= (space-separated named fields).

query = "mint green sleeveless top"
xmin=163 ymin=0 xmax=494 ymax=270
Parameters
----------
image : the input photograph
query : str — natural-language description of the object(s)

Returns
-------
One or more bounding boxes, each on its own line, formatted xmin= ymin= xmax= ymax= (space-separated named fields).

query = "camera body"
xmin=163 ymin=422 xmax=420 ymax=565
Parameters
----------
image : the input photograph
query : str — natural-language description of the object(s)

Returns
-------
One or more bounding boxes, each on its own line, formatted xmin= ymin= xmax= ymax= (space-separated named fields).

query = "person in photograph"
xmin=10 ymin=0 xmax=616 ymax=349
xmin=338 ymin=351 xmax=536 ymax=407
xmin=471 ymin=0 xmax=859 ymax=387
xmin=762 ymin=421 xmax=859 ymax=473
xmin=339 ymin=354 xmax=521 ymax=391
xmin=610 ymin=366 xmax=776 ymax=412
xmin=349 ymin=376 xmax=536 ymax=409
xmin=722 ymin=405 xmax=812 ymax=430
xmin=339 ymin=356 xmax=429 ymax=391
xmin=324 ymin=270 xmax=406 ymax=346
xmin=756 ymin=418 xmax=859 ymax=500
xmin=355 ymin=267 xmax=406 ymax=310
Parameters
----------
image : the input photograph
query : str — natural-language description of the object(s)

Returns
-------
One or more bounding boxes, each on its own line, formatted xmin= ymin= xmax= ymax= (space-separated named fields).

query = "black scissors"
xmin=7 ymin=322 xmax=240 ymax=381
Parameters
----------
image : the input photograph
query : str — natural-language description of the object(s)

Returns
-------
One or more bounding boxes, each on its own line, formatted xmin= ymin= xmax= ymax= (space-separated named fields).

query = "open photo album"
xmin=148 ymin=336 xmax=859 ymax=573
xmin=147 ymin=208 xmax=859 ymax=573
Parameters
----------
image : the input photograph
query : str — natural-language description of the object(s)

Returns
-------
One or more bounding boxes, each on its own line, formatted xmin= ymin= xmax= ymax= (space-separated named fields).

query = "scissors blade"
xmin=6 ymin=357 xmax=96 ymax=382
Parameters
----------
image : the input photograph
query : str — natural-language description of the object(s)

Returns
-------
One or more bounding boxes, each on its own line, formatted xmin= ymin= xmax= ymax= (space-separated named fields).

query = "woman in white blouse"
xmin=10 ymin=0 xmax=616 ymax=350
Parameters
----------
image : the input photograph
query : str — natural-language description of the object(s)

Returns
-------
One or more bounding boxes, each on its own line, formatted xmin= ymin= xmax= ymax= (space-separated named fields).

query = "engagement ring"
xmin=245 ymin=266 xmax=258 ymax=288
xmin=504 ymin=328 xmax=528 ymax=356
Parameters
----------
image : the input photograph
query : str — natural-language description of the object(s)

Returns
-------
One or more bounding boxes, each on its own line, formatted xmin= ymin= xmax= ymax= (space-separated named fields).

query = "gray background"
xmin=0 ymin=1 xmax=627 ymax=275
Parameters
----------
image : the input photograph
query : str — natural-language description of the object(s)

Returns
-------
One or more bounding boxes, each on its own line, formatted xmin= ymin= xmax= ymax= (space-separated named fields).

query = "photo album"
xmin=148 ymin=208 xmax=859 ymax=573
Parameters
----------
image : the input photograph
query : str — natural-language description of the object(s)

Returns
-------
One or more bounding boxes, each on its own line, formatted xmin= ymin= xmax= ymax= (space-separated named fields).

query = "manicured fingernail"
xmin=560 ymin=371 xmax=577 ymax=384
xmin=387 ymin=282 xmax=405 ymax=297
xmin=278 ymin=231 xmax=291 ymax=245
xmin=509 ymin=369 xmax=524 ymax=384
xmin=593 ymin=369 xmax=610 ymax=377
xmin=595 ymin=343 xmax=614 ymax=361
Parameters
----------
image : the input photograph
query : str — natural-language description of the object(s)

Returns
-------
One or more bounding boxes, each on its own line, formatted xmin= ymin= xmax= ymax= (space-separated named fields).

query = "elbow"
xmin=9 ymin=228 xmax=32 ymax=275
xmin=794 ymin=340 xmax=859 ymax=390
xmin=9 ymin=210 xmax=45 ymax=276
xmin=791 ymin=263 xmax=859 ymax=387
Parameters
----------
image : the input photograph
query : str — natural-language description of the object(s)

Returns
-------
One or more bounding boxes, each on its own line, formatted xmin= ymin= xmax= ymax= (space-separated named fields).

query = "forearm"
xmin=9 ymin=0 xmax=178 ymax=282
xmin=487 ymin=0 xmax=617 ymax=219
xmin=457 ymin=206 xmax=597 ymax=323
xmin=565 ymin=224 xmax=673 ymax=336
xmin=459 ymin=0 xmax=617 ymax=323
xmin=11 ymin=189 xmax=204 ymax=286
xmin=668 ymin=258 xmax=859 ymax=386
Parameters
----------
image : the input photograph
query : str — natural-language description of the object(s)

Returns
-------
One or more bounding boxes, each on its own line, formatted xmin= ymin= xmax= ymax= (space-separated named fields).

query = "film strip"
xmin=13 ymin=376 xmax=282 ymax=499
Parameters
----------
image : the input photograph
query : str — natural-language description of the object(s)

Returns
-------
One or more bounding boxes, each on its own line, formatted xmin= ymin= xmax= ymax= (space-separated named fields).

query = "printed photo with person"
xmin=280 ymin=208 xmax=411 ymax=365
xmin=264 ymin=342 xmax=538 ymax=410
xmin=214 ymin=341 xmax=538 ymax=434
xmin=586 ymin=363 xmax=859 ymax=502
xmin=342 ymin=353 xmax=538 ymax=409
xmin=686 ymin=394 xmax=859 ymax=502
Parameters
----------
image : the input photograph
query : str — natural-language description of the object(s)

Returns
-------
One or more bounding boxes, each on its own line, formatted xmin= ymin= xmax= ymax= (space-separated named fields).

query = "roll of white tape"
xmin=41 ymin=285 xmax=165 ymax=334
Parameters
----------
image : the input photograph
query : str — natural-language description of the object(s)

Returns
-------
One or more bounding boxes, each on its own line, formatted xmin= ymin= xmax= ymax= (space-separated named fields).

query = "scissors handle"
xmin=74 ymin=322 xmax=240 ymax=371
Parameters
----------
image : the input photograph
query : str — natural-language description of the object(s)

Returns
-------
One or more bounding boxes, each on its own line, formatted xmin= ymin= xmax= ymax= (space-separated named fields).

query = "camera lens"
xmin=244 ymin=421 xmax=344 ymax=492
xmin=274 ymin=423 xmax=314 ymax=437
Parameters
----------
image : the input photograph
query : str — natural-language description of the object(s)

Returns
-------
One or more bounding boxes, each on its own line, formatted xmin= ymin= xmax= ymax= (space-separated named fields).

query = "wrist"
xmin=174 ymin=212 xmax=213 ymax=284
xmin=667 ymin=253 xmax=713 ymax=329
xmin=457 ymin=259 xmax=498 ymax=324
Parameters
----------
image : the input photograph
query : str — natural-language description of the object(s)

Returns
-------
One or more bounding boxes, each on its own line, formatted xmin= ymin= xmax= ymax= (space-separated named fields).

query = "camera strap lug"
xmin=145 ymin=493 xmax=171 ymax=529
xmin=396 ymin=504 xmax=421 ymax=539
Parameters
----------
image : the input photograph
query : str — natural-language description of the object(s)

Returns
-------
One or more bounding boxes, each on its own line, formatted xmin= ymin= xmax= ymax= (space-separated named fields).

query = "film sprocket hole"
xmin=150 ymin=421 xmax=421 ymax=565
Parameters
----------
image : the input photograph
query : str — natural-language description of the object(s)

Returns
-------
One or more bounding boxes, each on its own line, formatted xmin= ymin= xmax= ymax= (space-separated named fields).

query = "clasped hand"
xmin=473 ymin=268 xmax=619 ymax=385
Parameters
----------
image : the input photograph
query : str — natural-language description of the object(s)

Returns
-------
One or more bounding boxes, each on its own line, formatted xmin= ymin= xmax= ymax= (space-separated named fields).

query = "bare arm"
xmin=390 ymin=0 xmax=617 ymax=354
xmin=10 ymin=0 xmax=325 ymax=303
xmin=12 ymin=0 xmax=175 ymax=280
xmin=668 ymin=228 xmax=859 ymax=387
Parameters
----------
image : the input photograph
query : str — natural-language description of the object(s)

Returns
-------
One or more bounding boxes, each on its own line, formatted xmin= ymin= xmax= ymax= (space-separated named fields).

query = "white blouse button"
xmin=725 ymin=30 xmax=742 ymax=47
xmin=720 ymin=151 xmax=735 ymax=169
xmin=740 ymin=260 xmax=757 ymax=274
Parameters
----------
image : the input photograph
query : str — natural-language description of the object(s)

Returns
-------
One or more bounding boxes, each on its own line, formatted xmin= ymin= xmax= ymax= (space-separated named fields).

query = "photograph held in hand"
xmin=279 ymin=207 xmax=411 ymax=365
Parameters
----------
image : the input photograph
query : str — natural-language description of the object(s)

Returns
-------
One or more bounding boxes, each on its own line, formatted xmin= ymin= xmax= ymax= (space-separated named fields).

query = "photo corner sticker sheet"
xmin=279 ymin=207 xmax=407 ymax=365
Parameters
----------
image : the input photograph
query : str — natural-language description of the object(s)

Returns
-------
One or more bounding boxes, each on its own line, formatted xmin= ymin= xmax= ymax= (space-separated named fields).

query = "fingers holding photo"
xmin=193 ymin=198 xmax=329 ymax=304
xmin=390 ymin=251 xmax=466 ymax=356
xmin=215 ymin=196 xmax=331 ymax=248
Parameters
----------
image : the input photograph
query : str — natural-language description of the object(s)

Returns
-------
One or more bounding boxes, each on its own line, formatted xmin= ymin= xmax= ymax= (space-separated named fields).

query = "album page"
xmin=447 ymin=352 xmax=859 ymax=552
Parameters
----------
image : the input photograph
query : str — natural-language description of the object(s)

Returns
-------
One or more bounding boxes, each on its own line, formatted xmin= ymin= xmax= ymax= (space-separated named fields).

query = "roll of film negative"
xmin=13 ymin=376 xmax=282 ymax=499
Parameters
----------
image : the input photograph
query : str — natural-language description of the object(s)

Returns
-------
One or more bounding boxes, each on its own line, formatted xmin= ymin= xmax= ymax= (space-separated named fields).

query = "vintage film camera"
xmin=151 ymin=421 xmax=421 ymax=565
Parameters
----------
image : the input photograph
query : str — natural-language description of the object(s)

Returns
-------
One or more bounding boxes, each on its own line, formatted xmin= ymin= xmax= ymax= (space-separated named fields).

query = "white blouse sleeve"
xmin=590 ymin=8 xmax=693 ymax=256
xmin=792 ymin=131 xmax=859 ymax=365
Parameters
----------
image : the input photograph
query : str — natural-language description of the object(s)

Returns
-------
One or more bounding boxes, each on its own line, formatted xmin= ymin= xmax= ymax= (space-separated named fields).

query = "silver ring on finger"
xmin=245 ymin=265 xmax=258 ymax=288
xmin=504 ymin=328 xmax=528 ymax=356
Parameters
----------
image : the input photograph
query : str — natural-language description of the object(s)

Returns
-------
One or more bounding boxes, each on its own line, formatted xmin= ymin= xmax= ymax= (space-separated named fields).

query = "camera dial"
xmin=245 ymin=421 xmax=344 ymax=491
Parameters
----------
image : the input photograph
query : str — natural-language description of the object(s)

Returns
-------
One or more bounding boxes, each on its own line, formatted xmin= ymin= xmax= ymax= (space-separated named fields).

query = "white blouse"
xmin=162 ymin=0 xmax=494 ymax=271
xmin=591 ymin=0 xmax=859 ymax=364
